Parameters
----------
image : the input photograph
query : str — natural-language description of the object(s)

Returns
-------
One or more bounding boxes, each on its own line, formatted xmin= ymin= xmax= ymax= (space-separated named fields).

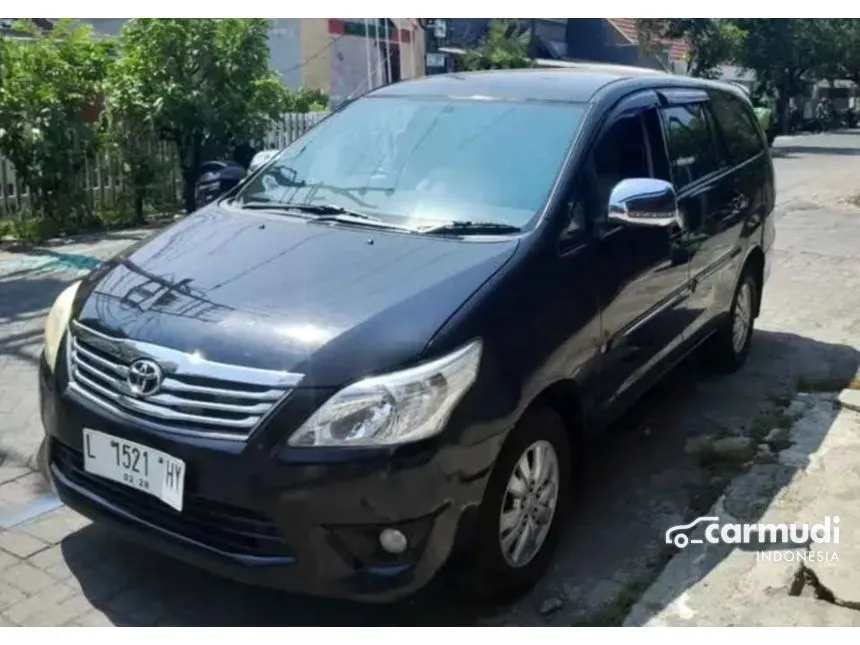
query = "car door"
xmin=683 ymin=90 xmax=771 ymax=335
xmin=583 ymin=91 xmax=695 ymax=422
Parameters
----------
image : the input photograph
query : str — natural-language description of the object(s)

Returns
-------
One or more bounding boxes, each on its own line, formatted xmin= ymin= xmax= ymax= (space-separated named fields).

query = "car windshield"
xmin=234 ymin=96 xmax=587 ymax=230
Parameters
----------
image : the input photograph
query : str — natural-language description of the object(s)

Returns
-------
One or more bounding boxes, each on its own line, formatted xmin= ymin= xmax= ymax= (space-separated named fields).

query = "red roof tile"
xmin=607 ymin=18 xmax=690 ymax=61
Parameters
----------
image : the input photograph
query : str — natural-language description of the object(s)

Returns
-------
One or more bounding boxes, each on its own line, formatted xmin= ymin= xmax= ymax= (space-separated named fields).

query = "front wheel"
xmin=702 ymin=269 xmax=758 ymax=374
xmin=465 ymin=405 xmax=572 ymax=602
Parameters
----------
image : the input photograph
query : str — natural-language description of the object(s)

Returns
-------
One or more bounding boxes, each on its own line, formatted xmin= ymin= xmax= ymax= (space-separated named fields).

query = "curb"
xmin=837 ymin=388 xmax=860 ymax=414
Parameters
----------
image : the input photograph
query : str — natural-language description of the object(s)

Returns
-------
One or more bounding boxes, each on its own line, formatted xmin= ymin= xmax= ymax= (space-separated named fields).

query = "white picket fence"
xmin=0 ymin=111 xmax=329 ymax=218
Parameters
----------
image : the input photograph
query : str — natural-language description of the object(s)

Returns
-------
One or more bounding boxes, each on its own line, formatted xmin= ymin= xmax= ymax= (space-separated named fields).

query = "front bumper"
xmin=39 ymin=351 xmax=497 ymax=602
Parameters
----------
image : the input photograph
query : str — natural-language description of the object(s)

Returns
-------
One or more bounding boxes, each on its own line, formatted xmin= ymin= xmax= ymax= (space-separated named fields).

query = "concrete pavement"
xmin=2 ymin=133 xmax=860 ymax=625
xmin=624 ymin=391 xmax=860 ymax=626
xmin=624 ymin=133 xmax=860 ymax=626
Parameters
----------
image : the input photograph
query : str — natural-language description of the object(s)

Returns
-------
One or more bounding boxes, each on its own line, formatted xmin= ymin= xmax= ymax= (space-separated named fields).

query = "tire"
xmin=464 ymin=404 xmax=572 ymax=602
xmin=702 ymin=268 xmax=759 ymax=374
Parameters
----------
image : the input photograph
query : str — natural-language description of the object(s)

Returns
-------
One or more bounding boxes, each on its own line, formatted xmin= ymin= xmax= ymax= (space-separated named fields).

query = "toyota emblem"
xmin=126 ymin=358 xmax=163 ymax=397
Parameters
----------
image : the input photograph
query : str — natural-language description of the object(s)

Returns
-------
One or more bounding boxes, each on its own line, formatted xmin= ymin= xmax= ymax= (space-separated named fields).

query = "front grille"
xmin=65 ymin=321 xmax=303 ymax=440
xmin=52 ymin=441 xmax=292 ymax=559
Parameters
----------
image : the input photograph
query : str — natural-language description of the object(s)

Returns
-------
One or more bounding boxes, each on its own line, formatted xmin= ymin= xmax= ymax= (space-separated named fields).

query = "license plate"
xmin=82 ymin=429 xmax=185 ymax=512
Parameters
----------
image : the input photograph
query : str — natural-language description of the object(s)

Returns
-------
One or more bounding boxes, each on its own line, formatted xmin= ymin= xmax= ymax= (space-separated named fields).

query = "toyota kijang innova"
xmin=38 ymin=66 xmax=775 ymax=603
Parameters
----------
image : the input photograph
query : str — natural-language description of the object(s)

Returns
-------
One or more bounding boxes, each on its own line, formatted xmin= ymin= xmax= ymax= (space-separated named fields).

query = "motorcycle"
xmin=194 ymin=149 xmax=281 ymax=208
xmin=194 ymin=161 xmax=248 ymax=208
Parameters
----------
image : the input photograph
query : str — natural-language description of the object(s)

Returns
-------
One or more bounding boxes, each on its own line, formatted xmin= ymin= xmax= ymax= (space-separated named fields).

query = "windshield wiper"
xmin=239 ymin=201 xmax=367 ymax=216
xmin=238 ymin=201 xmax=413 ymax=231
xmin=418 ymin=221 xmax=522 ymax=236
xmin=279 ymin=203 xmax=378 ymax=218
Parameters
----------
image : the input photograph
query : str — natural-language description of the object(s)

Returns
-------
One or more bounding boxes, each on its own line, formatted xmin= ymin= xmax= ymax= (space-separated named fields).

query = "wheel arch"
xmin=524 ymin=378 xmax=587 ymax=454
xmin=742 ymin=245 xmax=766 ymax=317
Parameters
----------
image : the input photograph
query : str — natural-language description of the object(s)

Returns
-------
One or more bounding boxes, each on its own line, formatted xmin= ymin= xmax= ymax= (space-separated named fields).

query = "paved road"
xmin=2 ymin=132 xmax=860 ymax=626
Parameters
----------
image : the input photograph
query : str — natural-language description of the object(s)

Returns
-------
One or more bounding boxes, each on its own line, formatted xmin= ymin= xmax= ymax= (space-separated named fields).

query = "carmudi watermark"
xmin=665 ymin=515 xmax=840 ymax=562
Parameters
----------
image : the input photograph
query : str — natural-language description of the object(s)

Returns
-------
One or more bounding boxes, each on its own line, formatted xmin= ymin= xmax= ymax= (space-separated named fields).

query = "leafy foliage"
xmin=731 ymin=19 xmax=828 ymax=95
xmin=462 ymin=20 xmax=534 ymax=71
xmin=0 ymin=19 xmax=112 ymax=224
xmin=731 ymin=19 xmax=834 ymax=131
xmin=813 ymin=19 xmax=860 ymax=84
xmin=1 ymin=18 xmax=331 ymax=238
xmin=108 ymin=19 xmax=293 ymax=212
xmin=288 ymin=87 xmax=330 ymax=112
xmin=637 ymin=18 xmax=856 ymax=133
xmin=637 ymin=19 xmax=741 ymax=79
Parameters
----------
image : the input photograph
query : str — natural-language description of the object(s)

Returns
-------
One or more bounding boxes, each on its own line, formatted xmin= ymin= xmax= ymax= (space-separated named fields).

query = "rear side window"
xmin=709 ymin=92 xmax=764 ymax=164
xmin=660 ymin=103 xmax=722 ymax=191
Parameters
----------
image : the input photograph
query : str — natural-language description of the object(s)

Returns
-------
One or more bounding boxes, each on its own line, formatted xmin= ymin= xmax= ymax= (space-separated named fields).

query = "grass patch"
xmin=697 ymin=448 xmax=750 ymax=476
xmin=749 ymin=407 xmax=797 ymax=441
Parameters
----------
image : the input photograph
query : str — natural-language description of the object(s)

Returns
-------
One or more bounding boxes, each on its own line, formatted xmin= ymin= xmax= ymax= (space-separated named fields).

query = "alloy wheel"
xmin=498 ymin=440 xmax=560 ymax=568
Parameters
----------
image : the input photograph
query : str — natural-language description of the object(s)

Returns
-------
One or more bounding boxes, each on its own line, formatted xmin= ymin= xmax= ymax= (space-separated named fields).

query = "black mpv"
xmin=39 ymin=65 xmax=775 ymax=603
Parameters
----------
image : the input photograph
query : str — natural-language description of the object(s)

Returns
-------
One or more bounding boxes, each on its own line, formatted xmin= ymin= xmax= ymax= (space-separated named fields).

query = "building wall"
xmin=268 ymin=19 xmax=304 ymax=89
xmin=307 ymin=19 xmax=425 ymax=108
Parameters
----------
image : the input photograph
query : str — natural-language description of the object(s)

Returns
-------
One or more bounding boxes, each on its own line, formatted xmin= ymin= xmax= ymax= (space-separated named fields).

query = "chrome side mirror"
xmin=248 ymin=149 xmax=280 ymax=173
xmin=607 ymin=178 xmax=681 ymax=229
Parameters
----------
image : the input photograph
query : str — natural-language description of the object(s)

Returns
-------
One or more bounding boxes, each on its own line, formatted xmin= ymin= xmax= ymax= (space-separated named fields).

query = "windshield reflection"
xmin=236 ymin=96 xmax=586 ymax=230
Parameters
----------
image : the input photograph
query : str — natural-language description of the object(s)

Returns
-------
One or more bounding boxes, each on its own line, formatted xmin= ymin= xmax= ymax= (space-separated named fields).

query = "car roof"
xmin=368 ymin=65 xmax=748 ymax=105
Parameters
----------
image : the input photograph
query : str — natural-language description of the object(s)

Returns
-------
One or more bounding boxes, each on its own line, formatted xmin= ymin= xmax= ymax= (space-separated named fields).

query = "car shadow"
xmin=57 ymin=328 xmax=859 ymax=626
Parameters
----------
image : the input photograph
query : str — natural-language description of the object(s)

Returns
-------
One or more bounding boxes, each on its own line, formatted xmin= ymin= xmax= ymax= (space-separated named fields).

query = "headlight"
xmin=43 ymin=281 xmax=81 ymax=372
xmin=288 ymin=339 xmax=483 ymax=448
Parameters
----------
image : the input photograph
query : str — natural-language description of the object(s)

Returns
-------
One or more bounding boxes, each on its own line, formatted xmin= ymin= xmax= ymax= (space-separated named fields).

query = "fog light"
xmin=379 ymin=528 xmax=408 ymax=554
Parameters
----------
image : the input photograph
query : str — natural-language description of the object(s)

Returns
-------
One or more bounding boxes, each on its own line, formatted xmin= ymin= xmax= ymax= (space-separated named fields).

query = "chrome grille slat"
xmin=159 ymin=377 xmax=284 ymax=401
xmin=75 ymin=352 xmax=128 ymax=391
xmin=73 ymin=370 xmax=260 ymax=428
xmin=65 ymin=321 xmax=303 ymax=441
xmin=74 ymin=342 xmax=130 ymax=378
xmin=144 ymin=392 xmax=272 ymax=415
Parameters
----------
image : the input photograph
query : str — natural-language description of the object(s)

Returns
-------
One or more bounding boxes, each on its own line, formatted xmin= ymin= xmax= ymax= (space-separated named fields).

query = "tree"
xmin=288 ymin=87 xmax=330 ymax=112
xmin=462 ymin=20 xmax=534 ymax=71
xmin=103 ymin=55 xmax=166 ymax=224
xmin=637 ymin=19 xmax=740 ymax=78
xmin=0 ymin=19 xmax=112 ymax=225
xmin=639 ymin=19 xmax=838 ymax=134
xmin=108 ymin=19 xmax=292 ymax=213
xmin=731 ymin=19 xmax=831 ymax=133
xmin=819 ymin=19 xmax=860 ymax=85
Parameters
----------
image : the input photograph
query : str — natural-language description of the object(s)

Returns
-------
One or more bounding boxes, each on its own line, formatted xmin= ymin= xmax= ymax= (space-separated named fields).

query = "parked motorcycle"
xmin=194 ymin=161 xmax=248 ymax=208
xmin=193 ymin=149 xmax=282 ymax=209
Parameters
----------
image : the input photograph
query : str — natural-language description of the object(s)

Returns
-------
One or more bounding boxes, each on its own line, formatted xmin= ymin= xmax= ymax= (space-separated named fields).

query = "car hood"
xmin=72 ymin=205 xmax=518 ymax=387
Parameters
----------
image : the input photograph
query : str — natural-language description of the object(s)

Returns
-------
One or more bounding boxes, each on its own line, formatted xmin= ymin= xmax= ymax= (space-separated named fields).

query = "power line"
xmin=279 ymin=34 xmax=345 ymax=76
